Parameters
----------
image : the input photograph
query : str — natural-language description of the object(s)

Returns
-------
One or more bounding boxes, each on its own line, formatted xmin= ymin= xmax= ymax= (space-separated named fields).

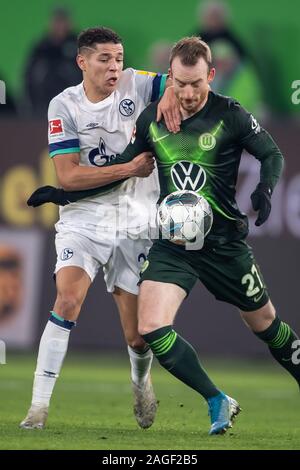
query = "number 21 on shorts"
xmin=241 ymin=264 xmax=264 ymax=298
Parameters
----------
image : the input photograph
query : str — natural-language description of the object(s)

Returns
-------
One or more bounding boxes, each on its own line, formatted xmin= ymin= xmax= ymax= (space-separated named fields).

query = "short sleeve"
xmin=134 ymin=70 xmax=167 ymax=105
xmin=48 ymin=96 xmax=80 ymax=158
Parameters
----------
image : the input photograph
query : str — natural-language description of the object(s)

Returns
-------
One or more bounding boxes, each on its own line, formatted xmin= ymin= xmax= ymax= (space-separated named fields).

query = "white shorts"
xmin=54 ymin=229 xmax=152 ymax=295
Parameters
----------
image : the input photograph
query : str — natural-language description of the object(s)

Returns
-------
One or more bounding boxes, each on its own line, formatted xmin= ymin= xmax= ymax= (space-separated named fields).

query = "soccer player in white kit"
xmin=20 ymin=27 xmax=180 ymax=430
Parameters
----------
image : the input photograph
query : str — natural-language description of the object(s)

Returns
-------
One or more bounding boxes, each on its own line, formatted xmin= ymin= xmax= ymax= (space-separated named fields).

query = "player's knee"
xmin=241 ymin=301 xmax=276 ymax=331
xmin=262 ymin=303 xmax=276 ymax=323
xmin=54 ymin=294 xmax=82 ymax=321
xmin=138 ymin=320 xmax=163 ymax=337
xmin=120 ymin=322 xmax=146 ymax=349
xmin=126 ymin=336 xmax=146 ymax=350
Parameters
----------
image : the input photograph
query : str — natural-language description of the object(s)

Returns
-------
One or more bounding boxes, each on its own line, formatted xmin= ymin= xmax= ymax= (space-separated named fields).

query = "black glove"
xmin=250 ymin=183 xmax=272 ymax=226
xmin=27 ymin=185 xmax=70 ymax=207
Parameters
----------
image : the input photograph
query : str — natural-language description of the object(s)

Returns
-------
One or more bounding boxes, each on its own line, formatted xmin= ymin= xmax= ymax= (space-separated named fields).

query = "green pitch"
xmin=0 ymin=353 xmax=299 ymax=450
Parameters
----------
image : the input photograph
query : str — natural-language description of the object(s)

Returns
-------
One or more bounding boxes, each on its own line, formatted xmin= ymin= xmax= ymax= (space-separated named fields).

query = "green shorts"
xmin=139 ymin=239 xmax=269 ymax=312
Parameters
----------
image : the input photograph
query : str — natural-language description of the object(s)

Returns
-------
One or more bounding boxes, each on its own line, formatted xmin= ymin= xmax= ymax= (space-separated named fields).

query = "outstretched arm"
xmin=27 ymin=152 xmax=154 ymax=207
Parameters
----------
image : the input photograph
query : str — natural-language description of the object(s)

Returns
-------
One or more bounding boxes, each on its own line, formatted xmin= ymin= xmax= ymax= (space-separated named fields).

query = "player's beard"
xmin=181 ymin=90 xmax=209 ymax=115
xmin=181 ymin=100 xmax=198 ymax=113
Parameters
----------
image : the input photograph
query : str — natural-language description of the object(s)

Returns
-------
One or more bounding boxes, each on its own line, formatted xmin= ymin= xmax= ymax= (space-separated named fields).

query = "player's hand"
xmin=27 ymin=185 xmax=70 ymax=207
xmin=129 ymin=152 xmax=155 ymax=177
xmin=250 ymin=183 xmax=272 ymax=226
xmin=156 ymin=86 xmax=181 ymax=133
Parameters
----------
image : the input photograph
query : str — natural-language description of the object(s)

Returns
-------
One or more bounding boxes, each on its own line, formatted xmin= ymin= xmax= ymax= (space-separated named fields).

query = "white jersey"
xmin=48 ymin=68 xmax=166 ymax=235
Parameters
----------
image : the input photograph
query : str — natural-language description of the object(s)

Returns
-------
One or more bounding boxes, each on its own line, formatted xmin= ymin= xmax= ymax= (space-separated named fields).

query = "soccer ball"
xmin=157 ymin=190 xmax=213 ymax=245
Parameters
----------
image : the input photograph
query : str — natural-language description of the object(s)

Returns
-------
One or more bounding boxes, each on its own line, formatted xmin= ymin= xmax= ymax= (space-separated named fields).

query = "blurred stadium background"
xmin=0 ymin=0 xmax=300 ymax=450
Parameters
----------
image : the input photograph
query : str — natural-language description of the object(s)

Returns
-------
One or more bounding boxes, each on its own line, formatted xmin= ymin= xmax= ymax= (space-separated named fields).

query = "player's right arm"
xmin=48 ymin=96 xmax=153 ymax=191
xmin=54 ymin=107 xmax=153 ymax=193
xmin=53 ymin=151 xmax=154 ymax=191
xmin=27 ymin=102 xmax=154 ymax=207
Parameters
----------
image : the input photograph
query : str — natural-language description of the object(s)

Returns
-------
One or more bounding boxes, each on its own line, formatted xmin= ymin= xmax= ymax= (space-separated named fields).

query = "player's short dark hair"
xmin=170 ymin=37 xmax=212 ymax=70
xmin=77 ymin=27 xmax=123 ymax=53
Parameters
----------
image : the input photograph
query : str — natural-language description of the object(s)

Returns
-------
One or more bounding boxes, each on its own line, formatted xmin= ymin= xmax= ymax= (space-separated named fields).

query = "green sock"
xmin=142 ymin=325 xmax=220 ymax=399
xmin=255 ymin=316 xmax=300 ymax=385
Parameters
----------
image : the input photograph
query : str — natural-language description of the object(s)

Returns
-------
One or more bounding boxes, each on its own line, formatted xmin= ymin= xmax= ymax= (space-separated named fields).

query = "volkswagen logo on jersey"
xmin=171 ymin=161 xmax=206 ymax=192
xmin=119 ymin=99 xmax=135 ymax=116
xmin=198 ymin=133 xmax=216 ymax=151
xmin=61 ymin=248 xmax=73 ymax=261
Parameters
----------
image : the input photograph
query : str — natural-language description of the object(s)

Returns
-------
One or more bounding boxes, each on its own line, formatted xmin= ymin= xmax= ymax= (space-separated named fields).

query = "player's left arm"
xmin=134 ymin=70 xmax=181 ymax=133
xmin=233 ymin=105 xmax=284 ymax=226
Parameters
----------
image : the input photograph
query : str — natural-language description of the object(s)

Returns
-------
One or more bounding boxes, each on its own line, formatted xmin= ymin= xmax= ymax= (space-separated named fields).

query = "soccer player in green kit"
xmin=28 ymin=37 xmax=300 ymax=435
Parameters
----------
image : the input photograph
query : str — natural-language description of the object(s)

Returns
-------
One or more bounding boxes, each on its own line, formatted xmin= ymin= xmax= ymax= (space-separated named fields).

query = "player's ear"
xmin=207 ymin=67 xmax=215 ymax=84
xmin=168 ymin=67 xmax=173 ymax=80
xmin=77 ymin=54 xmax=86 ymax=72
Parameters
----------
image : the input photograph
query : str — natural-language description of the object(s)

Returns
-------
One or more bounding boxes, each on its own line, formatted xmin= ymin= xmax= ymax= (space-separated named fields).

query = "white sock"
xmin=127 ymin=345 xmax=153 ymax=387
xmin=31 ymin=320 xmax=71 ymax=407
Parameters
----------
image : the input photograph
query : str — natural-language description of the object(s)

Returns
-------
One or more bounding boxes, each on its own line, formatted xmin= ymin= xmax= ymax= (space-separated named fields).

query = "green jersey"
xmin=115 ymin=91 xmax=283 ymax=245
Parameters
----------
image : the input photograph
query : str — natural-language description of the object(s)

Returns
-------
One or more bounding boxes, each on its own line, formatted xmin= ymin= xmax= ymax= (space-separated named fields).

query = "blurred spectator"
xmin=23 ymin=7 xmax=81 ymax=117
xmin=210 ymin=40 xmax=265 ymax=117
xmin=195 ymin=0 xmax=248 ymax=62
xmin=194 ymin=0 xmax=266 ymax=118
xmin=148 ymin=40 xmax=173 ymax=73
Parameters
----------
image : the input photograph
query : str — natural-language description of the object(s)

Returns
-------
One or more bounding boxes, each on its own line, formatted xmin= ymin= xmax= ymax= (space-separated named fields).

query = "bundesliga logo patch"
xmin=49 ymin=118 xmax=65 ymax=137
